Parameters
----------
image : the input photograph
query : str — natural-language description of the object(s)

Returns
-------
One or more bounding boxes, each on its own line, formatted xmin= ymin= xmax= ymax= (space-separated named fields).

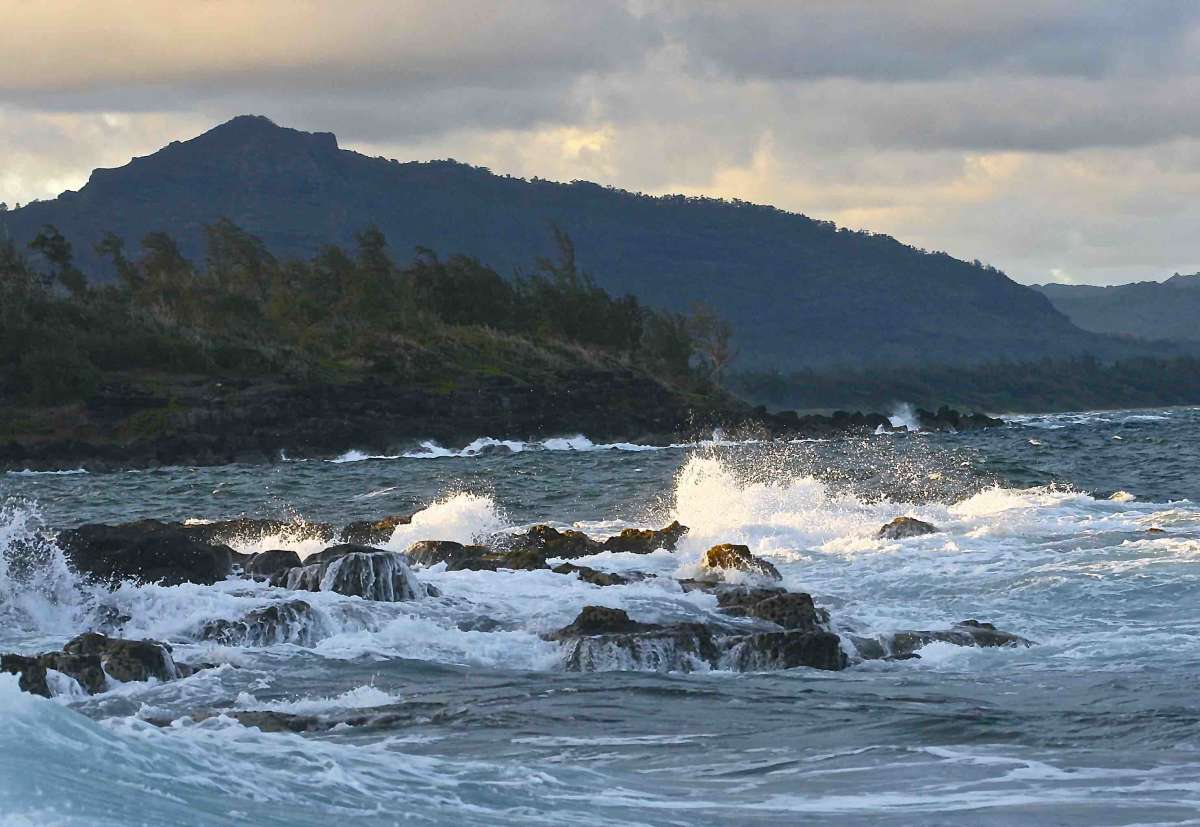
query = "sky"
xmin=2 ymin=1 xmax=1199 ymax=286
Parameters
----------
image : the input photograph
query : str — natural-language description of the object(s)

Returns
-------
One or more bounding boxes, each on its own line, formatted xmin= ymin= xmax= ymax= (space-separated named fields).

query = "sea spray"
xmin=0 ymin=499 xmax=86 ymax=635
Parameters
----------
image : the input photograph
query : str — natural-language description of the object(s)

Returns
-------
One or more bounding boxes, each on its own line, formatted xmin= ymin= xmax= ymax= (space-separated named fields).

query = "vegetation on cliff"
xmin=0 ymin=219 xmax=731 ymax=409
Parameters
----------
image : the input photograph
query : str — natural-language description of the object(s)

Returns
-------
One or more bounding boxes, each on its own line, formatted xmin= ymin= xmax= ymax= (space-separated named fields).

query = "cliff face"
xmin=2 ymin=116 xmax=1116 ymax=369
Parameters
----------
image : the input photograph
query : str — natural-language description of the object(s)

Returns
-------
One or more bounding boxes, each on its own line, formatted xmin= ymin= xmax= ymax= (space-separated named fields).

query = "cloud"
xmin=2 ymin=1 xmax=1200 ymax=284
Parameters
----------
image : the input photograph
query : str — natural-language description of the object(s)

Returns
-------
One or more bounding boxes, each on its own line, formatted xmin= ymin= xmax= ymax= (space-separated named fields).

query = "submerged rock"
xmin=1 ymin=633 xmax=187 ymax=697
xmin=853 ymin=620 xmax=1034 ymax=660
xmin=339 ymin=514 xmax=411 ymax=545
xmin=272 ymin=549 xmax=430 ymax=601
xmin=59 ymin=521 xmax=234 ymax=586
xmin=199 ymin=600 xmax=324 ymax=646
xmin=700 ymin=544 xmax=782 ymax=581
xmin=551 ymin=563 xmax=631 ymax=587
xmin=877 ymin=516 xmax=938 ymax=540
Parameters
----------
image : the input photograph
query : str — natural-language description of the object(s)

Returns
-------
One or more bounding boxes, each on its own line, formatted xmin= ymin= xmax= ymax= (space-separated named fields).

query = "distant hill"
xmin=1034 ymin=274 xmax=1200 ymax=342
xmin=0 ymin=115 xmax=1157 ymax=368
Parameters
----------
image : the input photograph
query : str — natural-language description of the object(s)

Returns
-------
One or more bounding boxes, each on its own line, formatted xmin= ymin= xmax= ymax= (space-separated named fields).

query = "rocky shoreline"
xmin=0 ymin=372 xmax=1002 ymax=471
xmin=4 ymin=513 xmax=1031 ymax=705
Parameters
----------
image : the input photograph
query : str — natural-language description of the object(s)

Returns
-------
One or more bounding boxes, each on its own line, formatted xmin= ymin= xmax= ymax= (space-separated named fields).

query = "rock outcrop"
xmin=270 ymin=546 xmax=431 ymax=601
xmin=340 ymin=514 xmax=411 ymax=545
xmin=699 ymin=544 xmax=782 ymax=581
xmin=244 ymin=549 xmax=303 ymax=579
xmin=851 ymin=620 xmax=1034 ymax=660
xmin=59 ymin=521 xmax=233 ymax=586
xmin=548 ymin=605 xmax=845 ymax=673
xmin=199 ymin=600 xmax=324 ymax=646
xmin=877 ymin=517 xmax=938 ymax=540
xmin=1 ymin=633 xmax=190 ymax=696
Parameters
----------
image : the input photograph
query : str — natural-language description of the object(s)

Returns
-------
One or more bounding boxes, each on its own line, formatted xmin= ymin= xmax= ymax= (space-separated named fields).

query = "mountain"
xmin=0 ymin=115 xmax=1145 ymax=369
xmin=1034 ymin=274 xmax=1200 ymax=342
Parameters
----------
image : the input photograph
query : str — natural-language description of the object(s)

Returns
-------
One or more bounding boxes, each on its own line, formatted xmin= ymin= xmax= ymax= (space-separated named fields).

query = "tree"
xmin=688 ymin=303 xmax=738 ymax=384
xmin=29 ymin=224 xmax=87 ymax=297
xmin=96 ymin=232 xmax=140 ymax=291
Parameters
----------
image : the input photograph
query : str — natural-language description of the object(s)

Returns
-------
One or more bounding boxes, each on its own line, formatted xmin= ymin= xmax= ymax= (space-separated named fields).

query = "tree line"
xmin=0 ymin=220 xmax=735 ymax=404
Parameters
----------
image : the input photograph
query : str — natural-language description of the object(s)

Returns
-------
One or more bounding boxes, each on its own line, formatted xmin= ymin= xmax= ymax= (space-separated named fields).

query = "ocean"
xmin=2 ymin=407 xmax=1199 ymax=826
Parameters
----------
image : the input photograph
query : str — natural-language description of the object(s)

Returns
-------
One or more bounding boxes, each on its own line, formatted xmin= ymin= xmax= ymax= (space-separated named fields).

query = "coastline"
xmin=0 ymin=373 xmax=1000 ymax=472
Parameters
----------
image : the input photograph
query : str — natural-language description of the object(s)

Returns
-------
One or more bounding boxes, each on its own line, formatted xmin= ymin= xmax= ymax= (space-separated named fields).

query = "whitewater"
xmin=2 ymin=408 xmax=1200 ymax=825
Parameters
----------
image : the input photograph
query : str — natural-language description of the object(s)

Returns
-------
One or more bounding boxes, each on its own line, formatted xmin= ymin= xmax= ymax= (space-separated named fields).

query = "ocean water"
xmin=2 ymin=408 xmax=1200 ymax=825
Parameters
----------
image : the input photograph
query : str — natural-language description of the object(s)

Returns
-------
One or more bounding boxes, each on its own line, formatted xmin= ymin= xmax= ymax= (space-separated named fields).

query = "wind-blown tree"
xmin=688 ymin=302 xmax=738 ymax=384
xmin=29 ymin=224 xmax=86 ymax=298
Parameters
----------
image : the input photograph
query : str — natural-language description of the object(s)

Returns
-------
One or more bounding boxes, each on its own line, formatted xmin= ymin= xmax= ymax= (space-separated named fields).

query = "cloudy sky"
xmin=2 ymin=0 xmax=1198 ymax=285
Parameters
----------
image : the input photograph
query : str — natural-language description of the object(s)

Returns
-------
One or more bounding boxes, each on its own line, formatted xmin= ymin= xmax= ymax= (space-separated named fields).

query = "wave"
xmin=5 ymin=468 xmax=88 ymax=476
xmin=326 ymin=430 xmax=764 ymax=463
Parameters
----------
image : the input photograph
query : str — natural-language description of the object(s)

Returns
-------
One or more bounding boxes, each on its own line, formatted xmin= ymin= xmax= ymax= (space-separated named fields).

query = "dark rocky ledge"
xmin=0 ymin=373 xmax=1002 ymax=471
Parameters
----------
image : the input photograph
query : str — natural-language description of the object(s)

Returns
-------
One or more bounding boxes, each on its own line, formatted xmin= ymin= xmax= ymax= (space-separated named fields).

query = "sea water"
xmin=2 ymin=407 xmax=1199 ymax=825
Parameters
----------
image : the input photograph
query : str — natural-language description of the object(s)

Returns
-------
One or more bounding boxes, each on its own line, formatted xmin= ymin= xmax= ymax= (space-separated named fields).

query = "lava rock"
xmin=200 ymin=600 xmax=323 ymax=646
xmin=599 ymin=521 xmax=689 ymax=554
xmin=549 ymin=606 xmax=654 ymax=638
xmin=551 ymin=563 xmax=631 ymax=587
xmin=340 ymin=514 xmax=412 ymax=545
xmin=877 ymin=517 xmax=938 ymax=540
xmin=185 ymin=518 xmax=335 ymax=547
xmin=867 ymin=620 xmax=1034 ymax=659
xmin=272 ymin=550 xmax=430 ymax=601
xmin=722 ymin=630 xmax=846 ymax=672
xmin=724 ymin=591 xmax=828 ymax=631
xmin=244 ymin=549 xmax=303 ymax=579
xmin=700 ymin=544 xmax=782 ymax=581
xmin=505 ymin=525 xmax=602 ymax=559
xmin=404 ymin=540 xmax=490 ymax=567
xmin=59 ymin=522 xmax=234 ymax=586
xmin=2 ymin=633 xmax=186 ymax=697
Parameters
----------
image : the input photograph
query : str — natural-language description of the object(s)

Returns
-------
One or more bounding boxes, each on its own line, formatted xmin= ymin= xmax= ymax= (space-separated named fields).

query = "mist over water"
xmin=3 ymin=408 xmax=1200 ymax=825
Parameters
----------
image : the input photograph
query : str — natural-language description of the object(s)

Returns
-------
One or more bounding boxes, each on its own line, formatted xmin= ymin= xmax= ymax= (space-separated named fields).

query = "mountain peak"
xmin=188 ymin=114 xmax=339 ymax=153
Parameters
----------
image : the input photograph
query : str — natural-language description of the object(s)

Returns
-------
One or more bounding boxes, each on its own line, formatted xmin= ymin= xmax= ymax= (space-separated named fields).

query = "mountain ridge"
xmin=0 ymin=115 xmax=1156 ymax=369
xmin=1034 ymin=274 xmax=1200 ymax=342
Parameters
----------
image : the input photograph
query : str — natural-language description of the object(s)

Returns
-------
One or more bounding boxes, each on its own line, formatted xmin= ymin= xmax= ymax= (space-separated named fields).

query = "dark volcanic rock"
xmin=719 ymin=590 xmax=829 ymax=632
xmin=200 ymin=600 xmax=324 ymax=646
xmin=2 ymin=633 xmax=186 ymax=696
xmin=853 ymin=620 xmax=1034 ymax=661
xmin=600 ymin=521 xmax=689 ymax=554
xmin=549 ymin=606 xmax=653 ymax=638
xmin=722 ymin=631 xmax=846 ymax=672
xmin=887 ymin=620 xmax=1033 ymax=657
xmin=916 ymin=406 xmax=1004 ymax=432
xmin=302 ymin=543 xmax=385 ymax=566
xmin=244 ymin=549 xmax=303 ymax=579
xmin=59 ymin=522 xmax=234 ymax=585
xmin=272 ymin=549 xmax=429 ymax=601
xmin=877 ymin=516 xmax=938 ymax=540
xmin=446 ymin=549 xmax=549 ymax=572
xmin=551 ymin=563 xmax=631 ymax=587
xmin=700 ymin=544 xmax=782 ymax=581
xmin=404 ymin=540 xmax=490 ymax=568
xmin=340 ymin=514 xmax=412 ymax=545
xmin=186 ymin=518 xmax=334 ymax=547
xmin=548 ymin=604 xmax=845 ymax=673
xmin=506 ymin=525 xmax=603 ymax=559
